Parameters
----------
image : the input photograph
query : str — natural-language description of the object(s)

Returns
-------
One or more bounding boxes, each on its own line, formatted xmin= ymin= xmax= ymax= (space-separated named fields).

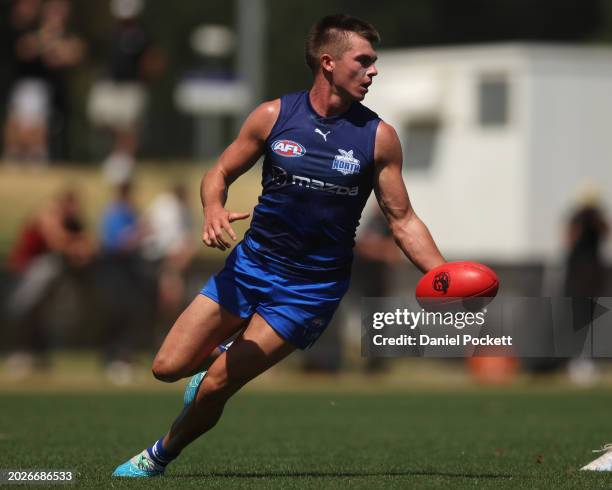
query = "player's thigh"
xmin=199 ymin=313 xmax=296 ymax=400
xmin=153 ymin=294 xmax=248 ymax=379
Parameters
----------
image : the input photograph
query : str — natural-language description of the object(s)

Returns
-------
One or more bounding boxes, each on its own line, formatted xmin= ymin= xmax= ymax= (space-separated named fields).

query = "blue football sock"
xmin=146 ymin=437 xmax=178 ymax=467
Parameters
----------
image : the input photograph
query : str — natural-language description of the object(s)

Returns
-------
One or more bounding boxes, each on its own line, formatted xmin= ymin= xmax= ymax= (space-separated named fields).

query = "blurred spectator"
xmin=142 ymin=183 xmax=195 ymax=325
xmin=87 ymin=0 xmax=165 ymax=184
xmin=355 ymin=206 xmax=403 ymax=292
xmin=100 ymin=181 xmax=141 ymax=254
xmin=527 ymin=186 xmax=610 ymax=377
xmin=97 ymin=181 xmax=147 ymax=383
xmin=564 ymin=185 xmax=609 ymax=297
xmin=564 ymin=185 xmax=609 ymax=385
xmin=353 ymin=206 xmax=402 ymax=372
xmin=38 ymin=0 xmax=86 ymax=161
xmin=3 ymin=0 xmax=85 ymax=167
xmin=4 ymin=188 xmax=94 ymax=376
xmin=3 ymin=0 xmax=46 ymax=166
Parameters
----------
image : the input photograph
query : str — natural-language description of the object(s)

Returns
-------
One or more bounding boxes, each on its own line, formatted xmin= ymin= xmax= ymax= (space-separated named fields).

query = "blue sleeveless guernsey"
xmin=201 ymin=90 xmax=381 ymax=349
xmin=244 ymin=90 xmax=381 ymax=275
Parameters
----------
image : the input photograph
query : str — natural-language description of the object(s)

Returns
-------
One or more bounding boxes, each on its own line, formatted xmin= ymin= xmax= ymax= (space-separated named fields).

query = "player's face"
xmin=333 ymin=33 xmax=378 ymax=101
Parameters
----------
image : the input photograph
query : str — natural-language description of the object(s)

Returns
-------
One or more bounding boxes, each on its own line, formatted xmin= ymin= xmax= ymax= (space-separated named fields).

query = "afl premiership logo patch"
xmin=433 ymin=272 xmax=450 ymax=294
xmin=272 ymin=140 xmax=306 ymax=158
xmin=332 ymin=149 xmax=361 ymax=175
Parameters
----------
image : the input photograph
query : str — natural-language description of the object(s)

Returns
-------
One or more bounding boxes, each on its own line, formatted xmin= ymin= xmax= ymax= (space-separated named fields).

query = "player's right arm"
xmin=373 ymin=121 xmax=446 ymax=272
xmin=201 ymin=99 xmax=280 ymax=250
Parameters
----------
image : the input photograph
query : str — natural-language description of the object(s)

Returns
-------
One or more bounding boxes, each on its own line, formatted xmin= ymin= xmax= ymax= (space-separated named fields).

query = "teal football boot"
xmin=112 ymin=450 xmax=165 ymax=478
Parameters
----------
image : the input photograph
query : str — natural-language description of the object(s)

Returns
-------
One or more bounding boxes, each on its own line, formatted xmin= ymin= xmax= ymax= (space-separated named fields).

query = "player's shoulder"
xmin=243 ymin=98 xmax=281 ymax=140
xmin=258 ymin=89 xmax=308 ymax=116
xmin=245 ymin=91 xmax=305 ymax=139
xmin=374 ymin=120 xmax=402 ymax=163
xmin=251 ymin=98 xmax=281 ymax=121
xmin=375 ymin=119 xmax=400 ymax=144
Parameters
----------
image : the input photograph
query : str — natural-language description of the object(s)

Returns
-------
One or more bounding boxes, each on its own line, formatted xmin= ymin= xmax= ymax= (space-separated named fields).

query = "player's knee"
xmin=151 ymin=355 xmax=184 ymax=383
xmin=198 ymin=370 xmax=239 ymax=403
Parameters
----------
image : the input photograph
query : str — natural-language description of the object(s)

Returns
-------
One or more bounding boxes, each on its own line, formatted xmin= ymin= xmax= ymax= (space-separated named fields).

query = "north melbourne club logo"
xmin=433 ymin=272 xmax=450 ymax=294
xmin=332 ymin=149 xmax=361 ymax=175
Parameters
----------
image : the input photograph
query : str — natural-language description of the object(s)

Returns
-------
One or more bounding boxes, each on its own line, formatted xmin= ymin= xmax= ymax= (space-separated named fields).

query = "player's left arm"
xmin=373 ymin=121 xmax=446 ymax=273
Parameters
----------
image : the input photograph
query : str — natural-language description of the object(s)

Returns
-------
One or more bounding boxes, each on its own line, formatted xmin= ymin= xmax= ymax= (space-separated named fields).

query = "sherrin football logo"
xmin=433 ymin=272 xmax=450 ymax=294
xmin=272 ymin=140 xmax=306 ymax=158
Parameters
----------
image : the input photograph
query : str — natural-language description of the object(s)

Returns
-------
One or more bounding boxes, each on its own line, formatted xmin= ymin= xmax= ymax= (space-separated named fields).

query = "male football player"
xmin=113 ymin=14 xmax=445 ymax=477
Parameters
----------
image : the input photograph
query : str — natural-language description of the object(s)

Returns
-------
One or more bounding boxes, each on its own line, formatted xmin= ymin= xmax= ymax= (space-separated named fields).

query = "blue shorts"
xmin=200 ymin=242 xmax=350 ymax=349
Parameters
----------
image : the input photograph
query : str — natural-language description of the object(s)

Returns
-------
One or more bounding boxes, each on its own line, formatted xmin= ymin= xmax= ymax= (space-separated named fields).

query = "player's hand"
xmin=202 ymin=205 xmax=250 ymax=251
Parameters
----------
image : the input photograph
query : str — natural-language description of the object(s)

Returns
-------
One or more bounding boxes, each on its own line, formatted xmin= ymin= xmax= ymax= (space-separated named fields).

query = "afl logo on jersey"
xmin=272 ymin=140 xmax=306 ymax=158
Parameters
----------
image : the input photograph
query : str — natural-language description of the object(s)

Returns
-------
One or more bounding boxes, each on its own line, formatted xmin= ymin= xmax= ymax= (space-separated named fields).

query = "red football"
xmin=415 ymin=261 xmax=499 ymax=308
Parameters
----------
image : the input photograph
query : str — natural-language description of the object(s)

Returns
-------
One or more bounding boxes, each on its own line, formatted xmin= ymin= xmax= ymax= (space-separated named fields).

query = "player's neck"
xmin=308 ymin=82 xmax=353 ymax=118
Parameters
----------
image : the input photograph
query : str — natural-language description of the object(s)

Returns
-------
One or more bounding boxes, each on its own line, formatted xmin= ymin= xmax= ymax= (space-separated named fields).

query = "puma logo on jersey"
xmin=314 ymin=128 xmax=331 ymax=142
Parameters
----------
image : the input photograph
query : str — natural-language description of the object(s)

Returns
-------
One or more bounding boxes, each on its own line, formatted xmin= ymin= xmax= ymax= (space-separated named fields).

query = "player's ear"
xmin=320 ymin=53 xmax=335 ymax=73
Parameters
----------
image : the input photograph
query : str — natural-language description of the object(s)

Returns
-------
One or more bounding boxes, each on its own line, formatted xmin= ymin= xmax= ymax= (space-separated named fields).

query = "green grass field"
xmin=1 ymin=389 xmax=612 ymax=489
xmin=2 ymin=164 xmax=611 ymax=488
